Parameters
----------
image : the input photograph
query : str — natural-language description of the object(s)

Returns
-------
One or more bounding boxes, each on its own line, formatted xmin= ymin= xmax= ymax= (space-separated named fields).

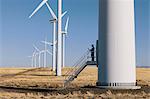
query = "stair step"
xmin=64 ymin=50 xmax=97 ymax=87
xmin=64 ymin=62 xmax=88 ymax=87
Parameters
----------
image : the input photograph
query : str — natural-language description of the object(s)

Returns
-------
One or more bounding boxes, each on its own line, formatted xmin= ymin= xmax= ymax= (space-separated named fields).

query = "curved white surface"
xmin=98 ymin=0 xmax=136 ymax=86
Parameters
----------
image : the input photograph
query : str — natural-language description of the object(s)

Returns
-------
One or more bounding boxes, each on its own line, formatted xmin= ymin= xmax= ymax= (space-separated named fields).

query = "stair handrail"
xmin=72 ymin=50 xmax=90 ymax=67
xmin=64 ymin=50 xmax=90 ymax=78
xmin=64 ymin=59 xmax=88 ymax=86
xmin=64 ymin=49 xmax=97 ymax=86
xmin=73 ymin=59 xmax=87 ymax=76
xmin=64 ymin=57 xmax=87 ymax=79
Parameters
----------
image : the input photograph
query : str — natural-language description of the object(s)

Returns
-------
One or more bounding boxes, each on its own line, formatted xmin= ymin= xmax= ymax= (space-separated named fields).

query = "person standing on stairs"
xmin=89 ymin=44 xmax=95 ymax=61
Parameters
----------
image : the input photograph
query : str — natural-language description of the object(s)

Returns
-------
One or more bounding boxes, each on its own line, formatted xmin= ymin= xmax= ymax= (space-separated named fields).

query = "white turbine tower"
xmin=50 ymin=18 xmax=57 ymax=71
xmin=56 ymin=0 xmax=63 ymax=76
xmin=97 ymin=0 xmax=140 ymax=89
xmin=30 ymin=50 xmax=37 ymax=68
xmin=44 ymin=38 xmax=47 ymax=68
xmin=62 ymin=17 xmax=69 ymax=68
xmin=34 ymin=52 xmax=38 ymax=68
xmin=32 ymin=51 xmax=36 ymax=68
xmin=33 ymin=45 xmax=40 ymax=68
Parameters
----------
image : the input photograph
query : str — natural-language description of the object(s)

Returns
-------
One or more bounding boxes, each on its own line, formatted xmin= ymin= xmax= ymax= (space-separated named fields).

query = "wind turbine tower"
xmin=62 ymin=17 xmax=69 ymax=68
xmin=50 ymin=19 xmax=57 ymax=71
xmin=97 ymin=0 xmax=140 ymax=89
xmin=57 ymin=0 xmax=62 ymax=76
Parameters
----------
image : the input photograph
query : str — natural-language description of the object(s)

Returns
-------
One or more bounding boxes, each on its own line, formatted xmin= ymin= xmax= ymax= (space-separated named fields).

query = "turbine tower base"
xmin=96 ymin=82 xmax=141 ymax=89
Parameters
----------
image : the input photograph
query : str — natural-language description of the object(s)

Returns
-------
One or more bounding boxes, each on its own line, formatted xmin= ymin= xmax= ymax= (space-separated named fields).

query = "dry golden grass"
xmin=0 ymin=67 xmax=98 ymax=88
xmin=0 ymin=67 xmax=149 ymax=98
xmin=136 ymin=68 xmax=150 ymax=86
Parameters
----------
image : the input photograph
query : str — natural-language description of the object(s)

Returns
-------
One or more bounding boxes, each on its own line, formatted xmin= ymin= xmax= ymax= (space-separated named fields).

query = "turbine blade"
xmin=65 ymin=17 xmax=69 ymax=33
xmin=29 ymin=0 xmax=48 ymax=18
xmin=41 ymin=41 xmax=53 ymax=46
xmin=33 ymin=45 xmax=40 ymax=52
xmin=54 ymin=40 xmax=57 ymax=45
xmin=33 ymin=51 xmax=36 ymax=56
xmin=45 ymin=2 xmax=57 ymax=20
xmin=61 ymin=11 xmax=67 ymax=18
xmin=39 ymin=50 xmax=43 ymax=54
xmin=47 ymin=50 xmax=52 ymax=55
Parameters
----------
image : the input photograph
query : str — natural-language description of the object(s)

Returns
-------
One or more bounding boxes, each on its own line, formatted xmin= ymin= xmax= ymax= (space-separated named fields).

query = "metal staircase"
xmin=64 ymin=50 xmax=97 ymax=87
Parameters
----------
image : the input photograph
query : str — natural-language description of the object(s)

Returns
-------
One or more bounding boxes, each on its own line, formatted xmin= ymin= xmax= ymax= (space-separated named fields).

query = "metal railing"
xmin=64 ymin=50 xmax=89 ymax=77
xmin=64 ymin=49 xmax=96 ymax=86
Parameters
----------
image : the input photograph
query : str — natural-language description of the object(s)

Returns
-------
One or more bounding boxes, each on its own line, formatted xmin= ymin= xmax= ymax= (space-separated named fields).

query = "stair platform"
xmin=86 ymin=61 xmax=97 ymax=65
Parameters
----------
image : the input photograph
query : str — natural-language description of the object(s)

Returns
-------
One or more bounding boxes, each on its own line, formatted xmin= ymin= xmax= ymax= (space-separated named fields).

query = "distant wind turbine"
xmin=34 ymin=52 xmax=38 ymax=68
xmin=62 ymin=17 xmax=69 ymax=68
xmin=29 ymin=0 xmax=67 ymax=72
xmin=33 ymin=44 xmax=42 ymax=67
xmin=29 ymin=0 xmax=66 ymax=76
xmin=41 ymin=38 xmax=53 ymax=68
xmin=28 ymin=55 xmax=34 ymax=67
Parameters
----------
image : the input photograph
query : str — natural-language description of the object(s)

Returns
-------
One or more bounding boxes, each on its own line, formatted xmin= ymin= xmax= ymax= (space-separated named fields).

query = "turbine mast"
xmin=52 ymin=20 xmax=57 ymax=71
xmin=57 ymin=0 xmax=62 ymax=76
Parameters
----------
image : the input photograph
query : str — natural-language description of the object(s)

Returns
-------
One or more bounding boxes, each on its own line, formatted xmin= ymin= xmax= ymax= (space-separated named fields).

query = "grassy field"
xmin=0 ymin=67 xmax=149 ymax=98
